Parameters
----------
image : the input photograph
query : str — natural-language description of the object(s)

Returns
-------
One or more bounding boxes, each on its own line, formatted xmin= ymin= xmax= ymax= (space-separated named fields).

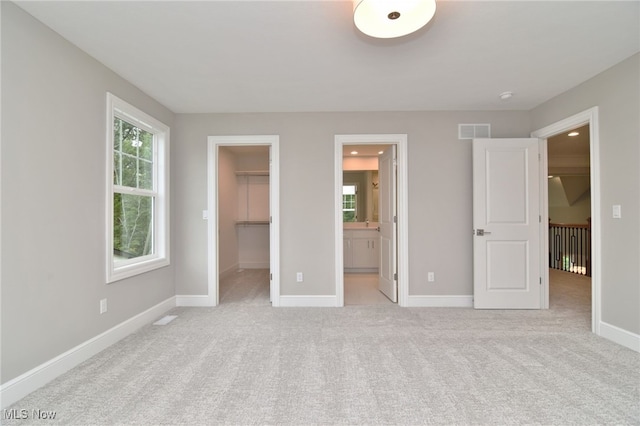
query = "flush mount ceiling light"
xmin=499 ymin=91 xmax=514 ymax=101
xmin=568 ymin=131 xmax=579 ymax=137
xmin=353 ymin=0 xmax=437 ymax=39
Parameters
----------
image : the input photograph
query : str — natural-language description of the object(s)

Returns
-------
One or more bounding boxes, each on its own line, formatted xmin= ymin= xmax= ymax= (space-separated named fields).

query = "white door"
xmin=378 ymin=146 xmax=397 ymax=302
xmin=473 ymin=138 xmax=541 ymax=309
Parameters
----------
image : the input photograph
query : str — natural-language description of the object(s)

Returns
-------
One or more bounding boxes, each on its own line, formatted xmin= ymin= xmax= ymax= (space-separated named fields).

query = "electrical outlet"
xmin=100 ymin=298 xmax=108 ymax=314
xmin=427 ymin=272 xmax=435 ymax=282
xmin=296 ymin=272 xmax=304 ymax=282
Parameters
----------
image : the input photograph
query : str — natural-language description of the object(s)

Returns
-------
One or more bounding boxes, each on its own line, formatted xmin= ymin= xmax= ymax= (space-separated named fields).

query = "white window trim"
xmin=106 ymin=93 xmax=170 ymax=283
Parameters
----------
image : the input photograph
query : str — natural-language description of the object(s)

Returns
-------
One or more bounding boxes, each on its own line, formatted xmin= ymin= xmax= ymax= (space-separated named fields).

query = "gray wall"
xmin=3 ymin=0 xmax=638 ymax=389
xmin=531 ymin=53 xmax=640 ymax=334
xmin=1 ymin=3 xmax=176 ymax=383
xmin=172 ymin=111 xmax=531 ymax=298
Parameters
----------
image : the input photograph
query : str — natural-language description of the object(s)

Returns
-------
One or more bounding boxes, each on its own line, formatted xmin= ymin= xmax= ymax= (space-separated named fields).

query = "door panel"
xmin=473 ymin=138 xmax=540 ymax=309
xmin=378 ymin=146 xmax=397 ymax=302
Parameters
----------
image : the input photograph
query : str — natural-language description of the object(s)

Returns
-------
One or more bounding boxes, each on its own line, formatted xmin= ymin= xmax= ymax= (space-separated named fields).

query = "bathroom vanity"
xmin=343 ymin=227 xmax=379 ymax=273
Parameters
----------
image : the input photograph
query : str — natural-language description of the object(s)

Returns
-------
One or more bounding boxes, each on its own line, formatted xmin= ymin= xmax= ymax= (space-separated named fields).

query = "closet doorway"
xmin=207 ymin=136 xmax=280 ymax=306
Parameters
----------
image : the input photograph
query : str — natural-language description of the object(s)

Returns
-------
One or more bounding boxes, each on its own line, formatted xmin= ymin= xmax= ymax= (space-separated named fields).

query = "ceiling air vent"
xmin=458 ymin=124 xmax=491 ymax=140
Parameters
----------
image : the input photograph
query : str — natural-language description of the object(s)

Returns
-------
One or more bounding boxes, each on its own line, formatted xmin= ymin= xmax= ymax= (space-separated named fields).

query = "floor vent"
xmin=458 ymin=124 xmax=491 ymax=140
xmin=153 ymin=315 xmax=177 ymax=326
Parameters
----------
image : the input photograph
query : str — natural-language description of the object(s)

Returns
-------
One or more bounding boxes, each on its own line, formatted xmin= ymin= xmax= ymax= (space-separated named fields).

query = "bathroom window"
xmin=106 ymin=93 xmax=170 ymax=283
xmin=342 ymin=184 xmax=357 ymax=222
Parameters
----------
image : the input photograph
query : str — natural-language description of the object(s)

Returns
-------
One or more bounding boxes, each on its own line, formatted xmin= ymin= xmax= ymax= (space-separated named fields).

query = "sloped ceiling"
xmin=548 ymin=124 xmax=590 ymax=176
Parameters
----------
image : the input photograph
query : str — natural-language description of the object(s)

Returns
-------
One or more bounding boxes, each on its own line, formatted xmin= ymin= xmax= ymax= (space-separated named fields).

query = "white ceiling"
xmin=16 ymin=1 xmax=640 ymax=114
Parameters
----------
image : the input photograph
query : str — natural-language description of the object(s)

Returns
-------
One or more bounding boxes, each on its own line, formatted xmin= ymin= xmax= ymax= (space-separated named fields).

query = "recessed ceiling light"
xmin=351 ymin=151 xmax=358 ymax=155
xmin=548 ymin=175 xmax=554 ymax=179
xmin=499 ymin=91 xmax=514 ymax=100
xmin=568 ymin=131 xmax=579 ymax=137
xmin=378 ymin=151 xmax=384 ymax=154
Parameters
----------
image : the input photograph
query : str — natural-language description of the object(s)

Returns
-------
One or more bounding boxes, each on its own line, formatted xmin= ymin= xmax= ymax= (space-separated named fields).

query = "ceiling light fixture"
xmin=499 ymin=91 xmax=514 ymax=101
xmin=568 ymin=131 xmax=579 ymax=137
xmin=353 ymin=0 xmax=437 ymax=39
xmin=351 ymin=151 xmax=359 ymax=155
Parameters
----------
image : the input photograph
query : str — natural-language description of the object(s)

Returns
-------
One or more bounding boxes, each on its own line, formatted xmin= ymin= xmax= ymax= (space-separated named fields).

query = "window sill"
xmin=107 ymin=256 xmax=170 ymax=283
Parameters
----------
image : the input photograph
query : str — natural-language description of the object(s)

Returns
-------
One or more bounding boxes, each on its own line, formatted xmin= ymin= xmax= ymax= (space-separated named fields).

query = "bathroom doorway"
xmin=334 ymin=134 xmax=409 ymax=307
xmin=207 ymin=136 xmax=280 ymax=306
xmin=342 ymin=144 xmax=391 ymax=305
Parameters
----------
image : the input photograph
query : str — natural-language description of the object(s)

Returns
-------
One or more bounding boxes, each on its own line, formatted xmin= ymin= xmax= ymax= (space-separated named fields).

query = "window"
xmin=106 ymin=93 xmax=169 ymax=282
xmin=343 ymin=184 xmax=357 ymax=222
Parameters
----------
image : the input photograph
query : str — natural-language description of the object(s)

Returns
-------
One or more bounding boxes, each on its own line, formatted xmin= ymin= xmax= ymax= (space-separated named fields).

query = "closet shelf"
xmin=235 ymin=170 xmax=269 ymax=176
xmin=235 ymin=220 xmax=270 ymax=226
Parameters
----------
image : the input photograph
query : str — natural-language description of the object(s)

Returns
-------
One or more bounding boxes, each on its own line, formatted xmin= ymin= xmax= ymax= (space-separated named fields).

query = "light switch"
xmin=612 ymin=205 xmax=621 ymax=219
xmin=202 ymin=210 xmax=209 ymax=220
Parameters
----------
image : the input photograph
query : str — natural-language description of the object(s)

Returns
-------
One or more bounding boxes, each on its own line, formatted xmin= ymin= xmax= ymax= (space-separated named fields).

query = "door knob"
xmin=476 ymin=229 xmax=491 ymax=236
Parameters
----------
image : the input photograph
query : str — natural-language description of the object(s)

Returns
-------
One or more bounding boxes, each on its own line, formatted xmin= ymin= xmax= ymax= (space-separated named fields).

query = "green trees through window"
xmin=107 ymin=93 xmax=169 ymax=283
xmin=343 ymin=184 xmax=357 ymax=222
xmin=113 ymin=117 xmax=155 ymax=259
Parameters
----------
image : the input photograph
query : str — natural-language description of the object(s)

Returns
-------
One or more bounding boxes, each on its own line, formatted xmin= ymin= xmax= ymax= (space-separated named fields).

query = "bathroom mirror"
xmin=342 ymin=170 xmax=379 ymax=222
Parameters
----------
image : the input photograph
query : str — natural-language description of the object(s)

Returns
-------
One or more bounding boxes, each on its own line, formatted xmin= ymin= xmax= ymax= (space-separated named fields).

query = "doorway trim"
xmin=531 ymin=107 xmax=600 ymax=334
xmin=334 ymin=134 xmax=409 ymax=307
xmin=207 ymin=135 xmax=280 ymax=307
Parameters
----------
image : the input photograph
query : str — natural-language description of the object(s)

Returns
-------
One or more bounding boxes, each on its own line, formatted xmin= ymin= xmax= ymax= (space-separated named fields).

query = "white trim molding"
xmin=0 ymin=297 xmax=176 ymax=409
xmin=407 ymin=295 xmax=474 ymax=308
xmin=531 ymin=106 xmax=600 ymax=334
xmin=599 ymin=321 xmax=640 ymax=353
xmin=278 ymin=295 xmax=338 ymax=307
xmin=106 ymin=93 xmax=170 ymax=283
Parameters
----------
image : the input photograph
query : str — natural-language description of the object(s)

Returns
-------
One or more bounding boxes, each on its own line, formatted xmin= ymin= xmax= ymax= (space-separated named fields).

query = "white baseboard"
xmin=599 ymin=321 xmax=640 ymax=352
xmin=175 ymin=294 xmax=213 ymax=307
xmin=0 ymin=297 xmax=176 ymax=409
xmin=407 ymin=295 xmax=474 ymax=307
xmin=279 ymin=295 xmax=338 ymax=307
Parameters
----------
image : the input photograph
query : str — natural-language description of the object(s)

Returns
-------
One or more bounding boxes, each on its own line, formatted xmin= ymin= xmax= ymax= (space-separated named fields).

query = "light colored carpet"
xmin=4 ymin=269 xmax=639 ymax=425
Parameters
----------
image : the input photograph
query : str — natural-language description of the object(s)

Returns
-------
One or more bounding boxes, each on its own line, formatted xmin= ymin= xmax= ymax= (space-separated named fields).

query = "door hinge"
xmin=538 ymin=153 xmax=541 ymax=161
xmin=270 ymin=273 xmax=273 ymax=280
xmin=539 ymin=215 xmax=541 ymax=223
xmin=539 ymin=277 xmax=542 ymax=285
xmin=270 ymin=216 xmax=272 ymax=224
xmin=393 ymin=216 xmax=397 ymax=223
xmin=394 ymin=273 xmax=398 ymax=280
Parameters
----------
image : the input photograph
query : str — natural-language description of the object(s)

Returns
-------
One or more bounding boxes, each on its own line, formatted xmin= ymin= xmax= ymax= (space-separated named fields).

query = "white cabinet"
xmin=344 ymin=229 xmax=379 ymax=272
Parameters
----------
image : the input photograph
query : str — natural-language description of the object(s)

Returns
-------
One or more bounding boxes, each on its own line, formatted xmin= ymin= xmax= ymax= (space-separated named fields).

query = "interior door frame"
xmin=334 ymin=134 xmax=409 ymax=307
xmin=531 ymin=107 xmax=600 ymax=333
xmin=207 ymin=135 xmax=280 ymax=306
